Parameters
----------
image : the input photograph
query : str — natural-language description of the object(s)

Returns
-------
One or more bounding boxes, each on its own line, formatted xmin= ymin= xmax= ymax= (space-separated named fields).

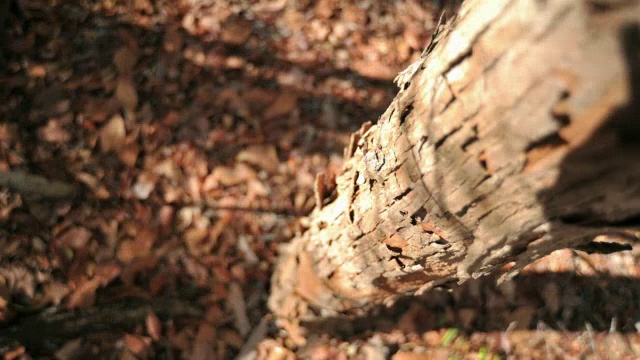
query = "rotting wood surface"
xmin=269 ymin=0 xmax=640 ymax=334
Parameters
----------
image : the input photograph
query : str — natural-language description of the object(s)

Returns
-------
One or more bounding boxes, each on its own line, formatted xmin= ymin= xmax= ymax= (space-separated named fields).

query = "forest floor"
xmin=1 ymin=0 xmax=640 ymax=359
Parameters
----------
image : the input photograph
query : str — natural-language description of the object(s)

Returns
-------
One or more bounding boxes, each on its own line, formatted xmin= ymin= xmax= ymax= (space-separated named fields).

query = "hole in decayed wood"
xmin=417 ymin=135 xmax=430 ymax=155
xmin=591 ymin=213 xmax=640 ymax=228
xmin=349 ymin=209 xmax=355 ymax=223
xmin=524 ymin=89 xmax=572 ymax=172
xmin=419 ymin=221 xmax=436 ymax=234
xmin=524 ymin=132 xmax=569 ymax=170
xmin=454 ymin=195 xmax=485 ymax=218
xmin=461 ymin=125 xmax=479 ymax=152
xmin=399 ymin=103 xmax=413 ymax=125
xmin=475 ymin=174 xmax=491 ymax=188
xmin=393 ymin=187 xmax=412 ymax=201
xmin=391 ymin=256 xmax=405 ymax=269
xmin=478 ymin=151 xmax=489 ymax=172
xmin=552 ymin=111 xmax=571 ymax=128
xmin=434 ymin=126 xmax=462 ymax=150
xmin=318 ymin=221 xmax=327 ymax=229
xmin=410 ymin=207 xmax=428 ymax=225
xmin=585 ymin=0 xmax=636 ymax=14
xmin=386 ymin=244 xmax=403 ymax=253
xmin=432 ymin=279 xmax=457 ymax=291
xmin=551 ymin=90 xmax=571 ymax=127
xmin=461 ymin=135 xmax=479 ymax=152
xmin=433 ymin=238 xmax=448 ymax=245
xmin=558 ymin=212 xmax=596 ymax=225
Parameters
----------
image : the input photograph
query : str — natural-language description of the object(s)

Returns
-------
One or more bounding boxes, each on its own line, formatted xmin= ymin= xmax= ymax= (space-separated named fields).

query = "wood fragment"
xmin=0 ymin=171 xmax=76 ymax=199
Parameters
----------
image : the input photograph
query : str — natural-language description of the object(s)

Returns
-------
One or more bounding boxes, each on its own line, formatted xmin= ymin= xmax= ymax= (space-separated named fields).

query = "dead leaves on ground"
xmin=0 ymin=0 xmax=444 ymax=358
xmin=99 ymin=114 xmax=127 ymax=153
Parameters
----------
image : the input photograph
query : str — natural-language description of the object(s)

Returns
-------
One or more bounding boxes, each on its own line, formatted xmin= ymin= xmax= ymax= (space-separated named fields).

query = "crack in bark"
xmin=269 ymin=0 xmax=640 ymax=327
xmin=454 ymin=194 xmax=487 ymax=218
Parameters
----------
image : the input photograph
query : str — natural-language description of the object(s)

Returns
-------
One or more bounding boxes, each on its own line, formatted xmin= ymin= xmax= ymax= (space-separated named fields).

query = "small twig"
xmin=235 ymin=315 xmax=271 ymax=360
xmin=0 ymin=171 xmax=76 ymax=199
xmin=0 ymin=298 xmax=203 ymax=354
xmin=586 ymin=322 xmax=598 ymax=359
xmin=206 ymin=205 xmax=306 ymax=217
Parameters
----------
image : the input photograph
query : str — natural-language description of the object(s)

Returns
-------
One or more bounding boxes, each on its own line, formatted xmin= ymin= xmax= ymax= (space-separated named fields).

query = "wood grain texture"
xmin=269 ymin=0 xmax=640 ymax=328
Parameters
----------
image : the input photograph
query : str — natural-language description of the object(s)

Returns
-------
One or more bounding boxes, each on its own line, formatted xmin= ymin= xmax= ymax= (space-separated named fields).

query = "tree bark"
xmin=269 ymin=0 xmax=640 ymax=332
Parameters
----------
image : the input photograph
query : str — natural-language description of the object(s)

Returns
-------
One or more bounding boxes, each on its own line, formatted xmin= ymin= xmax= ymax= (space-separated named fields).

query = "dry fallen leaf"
xmin=184 ymin=226 xmax=214 ymax=256
xmin=75 ymin=172 xmax=110 ymax=199
xmin=59 ymin=226 xmax=92 ymax=249
xmin=264 ymin=92 xmax=298 ymax=120
xmin=119 ymin=143 xmax=140 ymax=168
xmin=94 ymin=262 xmax=122 ymax=286
xmin=342 ymin=3 xmax=367 ymax=25
xmin=114 ymin=46 xmax=139 ymax=74
xmin=192 ymin=323 xmax=217 ymax=360
xmin=124 ymin=334 xmax=152 ymax=358
xmin=115 ymin=77 xmax=139 ymax=113
xmin=54 ymin=339 xmax=83 ymax=360
xmin=204 ymin=164 xmax=257 ymax=189
xmin=28 ymin=64 xmax=47 ymax=77
xmin=2 ymin=345 xmax=26 ymax=360
xmin=146 ymin=311 xmax=163 ymax=341
xmin=100 ymin=115 xmax=126 ymax=153
xmin=117 ymin=239 xmax=141 ymax=263
xmin=133 ymin=0 xmax=153 ymax=14
xmin=236 ymin=145 xmax=279 ymax=173
xmin=227 ymin=283 xmax=251 ymax=336
xmin=252 ymin=0 xmax=287 ymax=13
xmin=66 ymin=278 xmax=100 ymax=309
xmin=132 ymin=172 xmax=157 ymax=200
xmin=315 ymin=0 xmax=336 ymax=19
xmin=392 ymin=351 xmax=440 ymax=360
xmin=41 ymin=281 xmax=70 ymax=306
xmin=257 ymin=339 xmax=296 ymax=360
xmin=506 ymin=305 xmax=536 ymax=330
xmin=38 ymin=119 xmax=71 ymax=143
xmin=0 ymin=267 xmax=36 ymax=301
xmin=351 ymin=59 xmax=398 ymax=81
xmin=221 ymin=16 xmax=252 ymax=45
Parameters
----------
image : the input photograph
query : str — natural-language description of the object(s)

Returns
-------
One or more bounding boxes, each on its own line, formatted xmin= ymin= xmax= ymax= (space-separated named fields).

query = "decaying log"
xmin=269 ymin=0 xmax=640 ymax=331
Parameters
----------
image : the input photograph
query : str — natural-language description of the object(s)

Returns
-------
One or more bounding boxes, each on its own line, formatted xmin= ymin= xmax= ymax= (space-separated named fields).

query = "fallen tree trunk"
xmin=269 ymin=0 xmax=640 ymax=333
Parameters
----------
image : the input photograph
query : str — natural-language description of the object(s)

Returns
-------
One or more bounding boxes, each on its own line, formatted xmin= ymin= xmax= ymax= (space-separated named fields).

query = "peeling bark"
xmin=269 ymin=0 xmax=640 ymax=330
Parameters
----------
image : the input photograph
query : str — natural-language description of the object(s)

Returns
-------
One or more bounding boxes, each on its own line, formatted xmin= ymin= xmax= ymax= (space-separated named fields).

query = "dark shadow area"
xmin=538 ymin=23 xmax=640 ymax=234
xmin=305 ymin=271 xmax=640 ymax=338
xmin=1 ymin=2 xmax=397 ymax=166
